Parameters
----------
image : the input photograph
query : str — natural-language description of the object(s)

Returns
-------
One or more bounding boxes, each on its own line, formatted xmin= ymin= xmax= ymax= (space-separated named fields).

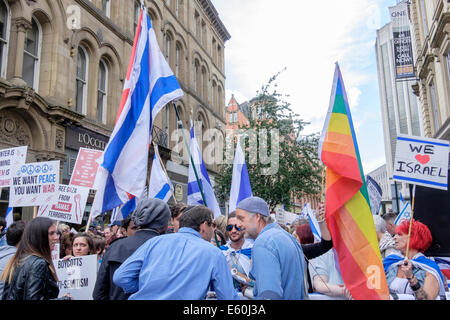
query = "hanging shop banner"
xmin=389 ymin=1 xmax=415 ymax=79
xmin=0 ymin=146 xmax=27 ymax=187
xmin=37 ymin=184 xmax=89 ymax=225
xmin=9 ymin=161 xmax=60 ymax=207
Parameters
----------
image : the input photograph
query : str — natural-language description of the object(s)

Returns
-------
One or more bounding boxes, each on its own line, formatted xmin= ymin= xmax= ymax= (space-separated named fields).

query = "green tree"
xmin=215 ymin=70 xmax=323 ymax=212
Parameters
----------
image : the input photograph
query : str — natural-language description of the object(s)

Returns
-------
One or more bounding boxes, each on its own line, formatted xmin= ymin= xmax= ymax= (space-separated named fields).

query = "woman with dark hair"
xmin=1 ymin=217 xmax=71 ymax=300
xmin=383 ymin=219 xmax=447 ymax=300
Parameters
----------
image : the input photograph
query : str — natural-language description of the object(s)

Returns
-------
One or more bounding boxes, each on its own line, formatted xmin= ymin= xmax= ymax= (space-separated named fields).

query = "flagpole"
xmin=172 ymin=102 xmax=207 ymax=206
xmin=404 ymin=184 xmax=416 ymax=259
xmin=153 ymin=142 xmax=177 ymax=204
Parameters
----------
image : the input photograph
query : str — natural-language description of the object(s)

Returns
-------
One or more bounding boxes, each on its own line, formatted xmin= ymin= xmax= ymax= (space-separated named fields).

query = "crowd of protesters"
xmin=0 ymin=196 xmax=448 ymax=300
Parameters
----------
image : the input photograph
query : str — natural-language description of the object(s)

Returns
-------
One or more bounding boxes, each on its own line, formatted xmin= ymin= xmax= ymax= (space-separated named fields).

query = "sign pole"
xmin=33 ymin=206 xmax=37 ymax=219
xmin=404 ymin=184 xmax=416 ymax=259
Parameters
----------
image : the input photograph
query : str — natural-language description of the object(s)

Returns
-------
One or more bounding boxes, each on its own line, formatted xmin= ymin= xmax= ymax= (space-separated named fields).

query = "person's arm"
xmin=112 ymin=242 xmax=147 ymax=294
xmin=312 ymin=274 xmax=346 ymax=298
xmin=23 ymin=260 xmax=49 ymax=300
xmin=401 ymin=260 xmax=439 ymax=300
xmin=92 ymin=250 xmax=111 ymax=300
xmin=211 ymin=253 xmax=240 ymax=300
xmin=301 ymin=240 xmax=333 ymax=260
xmin=251 ymin=245 xmax=283 ymax=300
xmin=316 ymin=203 xmax=331 ymax=241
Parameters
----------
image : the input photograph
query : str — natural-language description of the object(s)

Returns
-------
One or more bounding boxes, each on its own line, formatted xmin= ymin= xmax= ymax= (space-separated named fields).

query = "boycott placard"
xmin=0 ymin=146 xmax=27 ymax=187
xmin=9 ymin=161 xmax=60 ymax=207
xmin=69 ymin=148 xmax=103 ymax=189
xmin=393 ymin=134 xmax=450 ymax=190
xmin=37 ymin=184 xmax=89 ymax=224
xmin=54 ymin=255 xmax=97 ymax=300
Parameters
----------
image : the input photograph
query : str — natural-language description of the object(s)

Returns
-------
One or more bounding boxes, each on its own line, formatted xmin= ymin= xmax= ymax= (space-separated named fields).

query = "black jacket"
xmin=2 ymin=255 xmax=61 ymax=300
xmin=93 ymin=229 xmax=160 ymax=300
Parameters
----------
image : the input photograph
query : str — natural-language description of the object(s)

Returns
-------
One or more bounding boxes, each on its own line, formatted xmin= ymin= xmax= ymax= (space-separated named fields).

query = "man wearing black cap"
xmin=235 ymin=196 xmax=307 ymax=300
xmin=93 ymin=198 xmax=171 ymax=300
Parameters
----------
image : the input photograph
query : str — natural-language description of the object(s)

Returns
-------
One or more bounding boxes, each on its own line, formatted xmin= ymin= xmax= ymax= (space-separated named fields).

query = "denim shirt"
xmin=249 ymin=223 xmax=306 ymax=300
xmin=385 ymin=263 xmax=427 ymax=288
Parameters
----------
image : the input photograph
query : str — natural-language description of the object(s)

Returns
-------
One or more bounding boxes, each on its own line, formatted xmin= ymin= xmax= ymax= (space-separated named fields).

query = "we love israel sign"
xmin=393 ymin=134 xmax=449 ymax=190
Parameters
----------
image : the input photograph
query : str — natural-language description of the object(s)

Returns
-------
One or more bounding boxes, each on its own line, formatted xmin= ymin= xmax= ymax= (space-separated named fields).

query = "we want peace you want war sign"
xmin=393 ymin=135 xmax=450 ymax=191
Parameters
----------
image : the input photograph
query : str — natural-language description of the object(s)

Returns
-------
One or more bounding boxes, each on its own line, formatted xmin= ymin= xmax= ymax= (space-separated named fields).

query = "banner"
xmin=69 ymin=148 xmax=103 ymax=189
xmin=9 ymin=161 xmax=60 ymax=207
xmin=393 ymin=134 xmax=449 ymax=190
xmin=37 ymin=184 xmax=89 ymax=224
xmin=366 ymin=175 xmax=383 ymax=215
xmin=54 ymin=255 xmax=97 ymax=300
xmin=389 ymin=1 xmax=415 ymax=79
xmin=0 ymin=146 xmax=27 ymax=187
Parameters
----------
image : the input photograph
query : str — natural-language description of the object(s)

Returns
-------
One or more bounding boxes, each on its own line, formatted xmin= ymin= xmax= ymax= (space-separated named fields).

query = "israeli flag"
xmin=5 ymin=207 xmax=13 ymax=229
xmin=148 ymin=144 xmax=173 ymax=203
xmin=187 ymin=121 xmax=221 ymax=218
xmin=229 ymin=139 xmax=252 ymax=213
xmin=91 ymin=8 xmax=183 ymax=218
xmin=395 ymin=192 xmax=411 ymax=225
xmin=303 ymin=203 xmax=321 ymax=242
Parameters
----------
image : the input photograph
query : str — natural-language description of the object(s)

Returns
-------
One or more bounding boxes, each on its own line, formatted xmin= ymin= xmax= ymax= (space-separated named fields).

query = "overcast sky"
xmin=211 ymin=0 xmax=399 ymax=174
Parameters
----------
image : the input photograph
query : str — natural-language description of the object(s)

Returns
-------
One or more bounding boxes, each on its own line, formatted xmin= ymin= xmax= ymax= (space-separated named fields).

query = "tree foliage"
xmin=215 ymin=70 xmax=323 ymax=212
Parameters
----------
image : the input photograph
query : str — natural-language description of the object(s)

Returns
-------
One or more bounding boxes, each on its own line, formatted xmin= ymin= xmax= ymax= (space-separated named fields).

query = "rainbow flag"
xmin=318 ymin=64 xmax=390 ymax=300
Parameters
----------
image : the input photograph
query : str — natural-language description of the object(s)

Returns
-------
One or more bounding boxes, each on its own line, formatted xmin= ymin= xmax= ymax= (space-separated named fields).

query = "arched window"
xmin=194 ymin=59 xmax=200 ymax=93
xmin=97 ymin=59 xmax=108 ymax=124
xmin=76 ymin=46 xmax=89 ymax=115
xmin=23 ymin=18 xmax=41 ymax=90
xmin=218 ymin=86 xmax=223 ymax=115
xmin=102 ymin=0 xmax=111 ymax=18
xmin=164 ymin=32 xmax=171 ymax=64
xmin=0 ymin=0 xmax=10 ymax=78
xmin=212 ymin=80 xmax=217 ymax=111
xmin=175 ymin=43 xmax=181 ymax=78
xmin=133 ymin=0 xmax=140 ymax=34
xmin=201 ymin=66 xmax=207 ymax=101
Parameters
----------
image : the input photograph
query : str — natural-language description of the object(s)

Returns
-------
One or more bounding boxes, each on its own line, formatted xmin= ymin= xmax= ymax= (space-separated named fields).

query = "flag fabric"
xmin=318 ymin=63 xmax=390 ymax=300
xmin=434 ymin=257 xmax=450 ymax=283
xmin=91 ymin=8 xmax=183 ymax=218
xmin=148 ymin=144 xmax=173 ymax=203
xmin=229 ymin=139 xmax=253 ymax=212
xmin=187 ymin=121 xmax=221 ymax=218
xmin=303 ymin=203 xmax=321 ymax=242
xmin=394 ymin=192 xmax=411 ymax=225
xmin=5 ymin=207 xmax=13 ymax=229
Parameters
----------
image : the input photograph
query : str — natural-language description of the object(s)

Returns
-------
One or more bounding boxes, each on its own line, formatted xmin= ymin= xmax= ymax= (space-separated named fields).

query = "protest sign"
xmin=54 ymin=255 xmax=97 ymax=300
xmin=37 ymin=184 xmax=89 ymax=224
xmin=9 ymin=161 xmax=60 ymax=207
xmin=69 ymin=148 xmax=103 ymax=189
xmin=0 ymin=146 xmax=27 ymax=187
xmin=393 ymin=134 xmax=449 ymax=190
xmin=366 ymin=175 xmax=383 ymax=215
xmin=52 ymin=243 xmax=60 ymax=261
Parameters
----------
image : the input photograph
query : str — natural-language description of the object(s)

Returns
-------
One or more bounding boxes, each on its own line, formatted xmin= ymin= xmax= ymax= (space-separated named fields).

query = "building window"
xmin=165 ymin=0 xmax=171 ymax=8
xmin=194 ymin=60 xmax=199 ymax=93
xmin=134 ymin=0 xmax=140 ymax=34
xmin=234 ymin=112 xmax=238 ymax=123
xmin=23 ymin=18 xmax=41 ymax=90
xmin=429 ymin=81 xmax=440 ymax=132
xmin=201 ymin=20 xmax=206 ymax=47
xmin=217 ymin=45 xmax=222 ymax=69
xmin=229 ymin=113 xmax=233 ymax=123
xmin=102 ymin=0 xmax=111 ymax=18
xmin=164 ymin=32 xmax=171 ymax=65
xmin=212 ymin=80 xmax=217 ymax=110
xmin=0 ymin=0 xmax=9 ymax=78
xmin=218 ymin=86 xmax=223 ymax=114
xmin=175 ymin=43 xmax=181 ymax=78
xmin=419 ymin=0 xmax=428 ymax=38
xmin=201 ymin=67 xmax=207 ymax=100
xmin=446 ymin=51 xmax=450 ymax=85
xmin=76 ymin=46 xmax=89 ymax=115
xmin=97 ymin=60 xmax=108 ymax=124
xmin=194 ymin=11 xmax=200 ymax=39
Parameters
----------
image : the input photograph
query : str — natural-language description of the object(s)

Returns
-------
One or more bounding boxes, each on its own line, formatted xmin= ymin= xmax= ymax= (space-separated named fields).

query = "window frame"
xmin=76 ymin=45 xmax=89 ymax=115
xmin=102 ymin=0 xmax=111 ymax=18
xmin=0 ymin=0 xmax=10 ymax=79
xmin=23 ymin=17 xmax=42 ymax=91
xmin=97 ymin=59 xmax=108 ymax=124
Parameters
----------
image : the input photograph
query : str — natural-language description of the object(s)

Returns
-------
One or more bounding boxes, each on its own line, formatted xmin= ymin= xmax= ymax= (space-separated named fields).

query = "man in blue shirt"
xmin=113 ymin=205 xmax=239 ymax=300
xmin=235 ymin=197 xmax=307 ymax=300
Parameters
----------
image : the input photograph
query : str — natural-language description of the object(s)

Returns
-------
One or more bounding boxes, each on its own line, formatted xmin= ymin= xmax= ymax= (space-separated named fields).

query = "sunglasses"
xmin=226 ymin=224 xmax=242 ymax=232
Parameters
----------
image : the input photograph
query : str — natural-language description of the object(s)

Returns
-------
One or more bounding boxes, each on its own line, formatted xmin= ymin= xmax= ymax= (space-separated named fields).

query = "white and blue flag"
xmin=229 ymin=139 xmax=252 ymax=213
xmin=91 ymin=8 xmax=183 ymax=218
xmin=187 ymin=121 xmax=221 ymax=218
xmin=395 ymin=191 xmax=412 ymax=225
xmin=148 ymin=144 xmax=173 ymax=203
xmin=303 ymin=203 xmax=321 ymax=242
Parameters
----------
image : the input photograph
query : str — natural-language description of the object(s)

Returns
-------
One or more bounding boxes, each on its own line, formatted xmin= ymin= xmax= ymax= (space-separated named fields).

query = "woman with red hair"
xmin=383 ymin=219 xmax=447 ymax=300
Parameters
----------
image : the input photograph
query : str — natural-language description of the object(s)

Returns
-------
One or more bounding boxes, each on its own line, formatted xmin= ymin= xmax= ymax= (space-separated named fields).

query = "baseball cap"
xmin=236 ymin=197 xmax=270 ymax=217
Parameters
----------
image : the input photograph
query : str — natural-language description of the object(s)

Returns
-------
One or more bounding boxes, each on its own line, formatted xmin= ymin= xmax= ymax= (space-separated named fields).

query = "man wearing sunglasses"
xmin=235 ymin=196 xmax=307 ymax=300
xmin=220 ymin=212 xmax=254 ymax=298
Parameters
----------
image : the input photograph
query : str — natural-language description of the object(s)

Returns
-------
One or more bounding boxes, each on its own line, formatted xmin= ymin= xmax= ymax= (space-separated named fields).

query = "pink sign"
xmin=69 ymin=148 xmax=103 ymax=189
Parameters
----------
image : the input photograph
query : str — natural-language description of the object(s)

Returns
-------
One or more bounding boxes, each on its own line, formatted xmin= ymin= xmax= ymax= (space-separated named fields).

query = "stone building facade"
xmin=409 ymin=0 xmax=450 ymax=140
xmin=0 ymin=0 xmax=230 ymax=219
